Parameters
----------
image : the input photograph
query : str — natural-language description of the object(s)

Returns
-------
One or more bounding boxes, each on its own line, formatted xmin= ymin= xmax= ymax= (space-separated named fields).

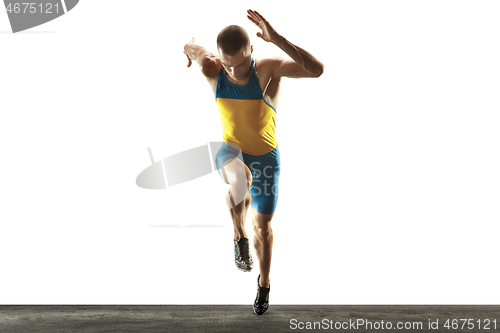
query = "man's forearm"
xmin=185 ymin=43 xmax=211 ymax=66
xmin=272 ymin=35 xmax=324 ymax=77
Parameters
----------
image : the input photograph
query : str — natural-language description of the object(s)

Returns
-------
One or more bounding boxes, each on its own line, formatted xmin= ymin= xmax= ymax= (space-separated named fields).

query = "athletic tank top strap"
xmin=216 ymin=58 xmax=263 ymax=101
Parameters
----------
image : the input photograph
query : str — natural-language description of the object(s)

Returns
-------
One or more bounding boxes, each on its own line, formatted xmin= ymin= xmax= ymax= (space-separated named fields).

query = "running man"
xmin=183 ymin=9 xmax=324 ymax=315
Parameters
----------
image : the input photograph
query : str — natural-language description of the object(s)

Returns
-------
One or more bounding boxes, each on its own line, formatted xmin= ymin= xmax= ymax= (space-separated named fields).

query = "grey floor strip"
xmin=1 ymin=305 xmax=499 ymax=333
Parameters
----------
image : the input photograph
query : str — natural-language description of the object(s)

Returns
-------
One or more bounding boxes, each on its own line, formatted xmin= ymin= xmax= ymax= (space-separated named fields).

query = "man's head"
xmin=217 ymin=25 xmax=253 ymax=82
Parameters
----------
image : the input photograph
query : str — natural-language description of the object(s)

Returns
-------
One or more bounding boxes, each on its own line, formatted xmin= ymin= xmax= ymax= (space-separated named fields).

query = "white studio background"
xmin=0 ymin=0 xmax=499 ymax=304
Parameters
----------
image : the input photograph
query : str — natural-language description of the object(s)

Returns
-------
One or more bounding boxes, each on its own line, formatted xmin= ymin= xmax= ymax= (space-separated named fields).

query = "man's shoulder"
xmin=256 ymin=57 xmax=286 ymax=69
xmin=201 ymin=55 xmax=222 ymax=79
xmin=255 ymin=57 xmax=286 ymax=80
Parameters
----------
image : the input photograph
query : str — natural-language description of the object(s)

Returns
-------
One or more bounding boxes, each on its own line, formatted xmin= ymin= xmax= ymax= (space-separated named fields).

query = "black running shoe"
xmin=234 ymin=238 xmax=253 ymax=272
xmin=253 ymin=275 xmax=270 ymax=315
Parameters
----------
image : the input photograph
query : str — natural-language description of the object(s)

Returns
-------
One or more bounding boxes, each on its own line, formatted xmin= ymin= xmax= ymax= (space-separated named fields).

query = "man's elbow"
xmin=200 ymin=56 xmax=218 ymax=77
xmin=312 ymin=63 xmax=324 ymax=78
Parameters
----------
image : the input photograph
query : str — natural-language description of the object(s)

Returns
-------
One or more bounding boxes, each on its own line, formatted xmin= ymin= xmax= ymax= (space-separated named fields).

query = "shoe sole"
xmin=253 ymin=305 xmax=269 ymax=315
xmin=235 ymin=264 xmax=252 ymax=272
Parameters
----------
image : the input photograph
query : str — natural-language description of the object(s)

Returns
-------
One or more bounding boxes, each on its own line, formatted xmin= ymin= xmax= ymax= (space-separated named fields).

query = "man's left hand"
xmin=247 ymin=9 xmax=281 ymax=43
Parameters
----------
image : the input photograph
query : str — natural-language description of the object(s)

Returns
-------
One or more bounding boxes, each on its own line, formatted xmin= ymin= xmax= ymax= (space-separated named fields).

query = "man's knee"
xmin=253 ymin=223 xmax=272 ymax=244
xmin=234 ymin=168 xmax=252 ymax=191
xmin=252 ymin=211 xmax=274 ymax=234
xmin=253 ymin=222 xmax=272 ymax=237
xmin=224 ymin=159 xmax=252 ymax=190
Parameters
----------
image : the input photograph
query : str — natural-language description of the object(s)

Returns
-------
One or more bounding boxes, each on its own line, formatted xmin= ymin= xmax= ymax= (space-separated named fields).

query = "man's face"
xmin=219 ymin=46 xmax=253 ymax=82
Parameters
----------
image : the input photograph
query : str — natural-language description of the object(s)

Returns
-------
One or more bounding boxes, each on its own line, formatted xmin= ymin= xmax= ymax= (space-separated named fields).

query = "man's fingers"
xmin=247 ymin=9 xmax=270 ymax=31
xmin=247 ymin=9 xmax=260 ymax=24
xmin=247 ymin=15 xmax=259 ymax=26
xmin=184 ymin=38 xmax=194 ymax=68
xmin=249 ymin=9 xmax=265 ymax=22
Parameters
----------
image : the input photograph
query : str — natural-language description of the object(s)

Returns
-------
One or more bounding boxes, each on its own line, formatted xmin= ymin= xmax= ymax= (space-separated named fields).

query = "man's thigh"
xmin=245 ymin=149 xmax=280 ymax=215
xmin=215 ymin=142 xmax=252 ymax=185
xmin=221 ymin=158 xmax=252 ymax=186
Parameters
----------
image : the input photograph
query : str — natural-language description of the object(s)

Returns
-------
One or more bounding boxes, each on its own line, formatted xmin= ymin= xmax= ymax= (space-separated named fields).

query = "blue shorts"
xmin=215 ymin=142 xmax=281 ymax=215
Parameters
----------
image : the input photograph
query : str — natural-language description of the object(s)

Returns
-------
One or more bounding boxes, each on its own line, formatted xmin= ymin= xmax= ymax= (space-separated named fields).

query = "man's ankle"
xmin=234 ymin=229 xmax=247 ymax=241
xmin=259 ymin=276 xmax=271 ymax=288
xmin=234 ymin=235 xmax=248 ymax=241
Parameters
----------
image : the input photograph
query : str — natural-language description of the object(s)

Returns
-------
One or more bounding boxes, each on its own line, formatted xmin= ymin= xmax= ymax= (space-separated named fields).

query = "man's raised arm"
xmin=183 ymin=38 xmax=220 ymax=79
xmin=247 ymin=9 xmax=324 ymax=78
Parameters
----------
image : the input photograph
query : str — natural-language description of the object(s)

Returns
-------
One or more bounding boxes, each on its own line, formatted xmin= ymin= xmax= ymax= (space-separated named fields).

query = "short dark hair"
xmin=217 ymin=25 xmax=250 ymax=56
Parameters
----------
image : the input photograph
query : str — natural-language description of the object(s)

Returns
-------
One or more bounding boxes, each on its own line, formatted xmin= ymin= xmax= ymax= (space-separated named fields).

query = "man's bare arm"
xmin=247 ymin=9 xmax=324 ymax=78
xmin=183 ymin=38 xmax=220 ymax=79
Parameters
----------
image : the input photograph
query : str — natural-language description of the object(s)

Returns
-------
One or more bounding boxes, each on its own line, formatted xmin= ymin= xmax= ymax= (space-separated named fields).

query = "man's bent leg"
xmin=221 ymin=158 xmax=253 ymax=240
xmin=220 ymin=157 xmax=254 ymax=272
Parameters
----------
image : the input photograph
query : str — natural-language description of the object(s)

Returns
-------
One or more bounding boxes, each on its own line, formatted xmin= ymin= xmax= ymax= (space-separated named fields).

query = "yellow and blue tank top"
xmin=216 ymin=58 xmax=278 ymax=156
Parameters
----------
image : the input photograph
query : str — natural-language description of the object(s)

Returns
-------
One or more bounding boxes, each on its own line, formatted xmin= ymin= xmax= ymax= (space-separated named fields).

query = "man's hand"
xmin=248 ymin=9 xmax=324 ymax=78
xmin=184 ymin=37 xmax=195 ymax=68
xmin=247 ymin=9 xmax=280 ymax=44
